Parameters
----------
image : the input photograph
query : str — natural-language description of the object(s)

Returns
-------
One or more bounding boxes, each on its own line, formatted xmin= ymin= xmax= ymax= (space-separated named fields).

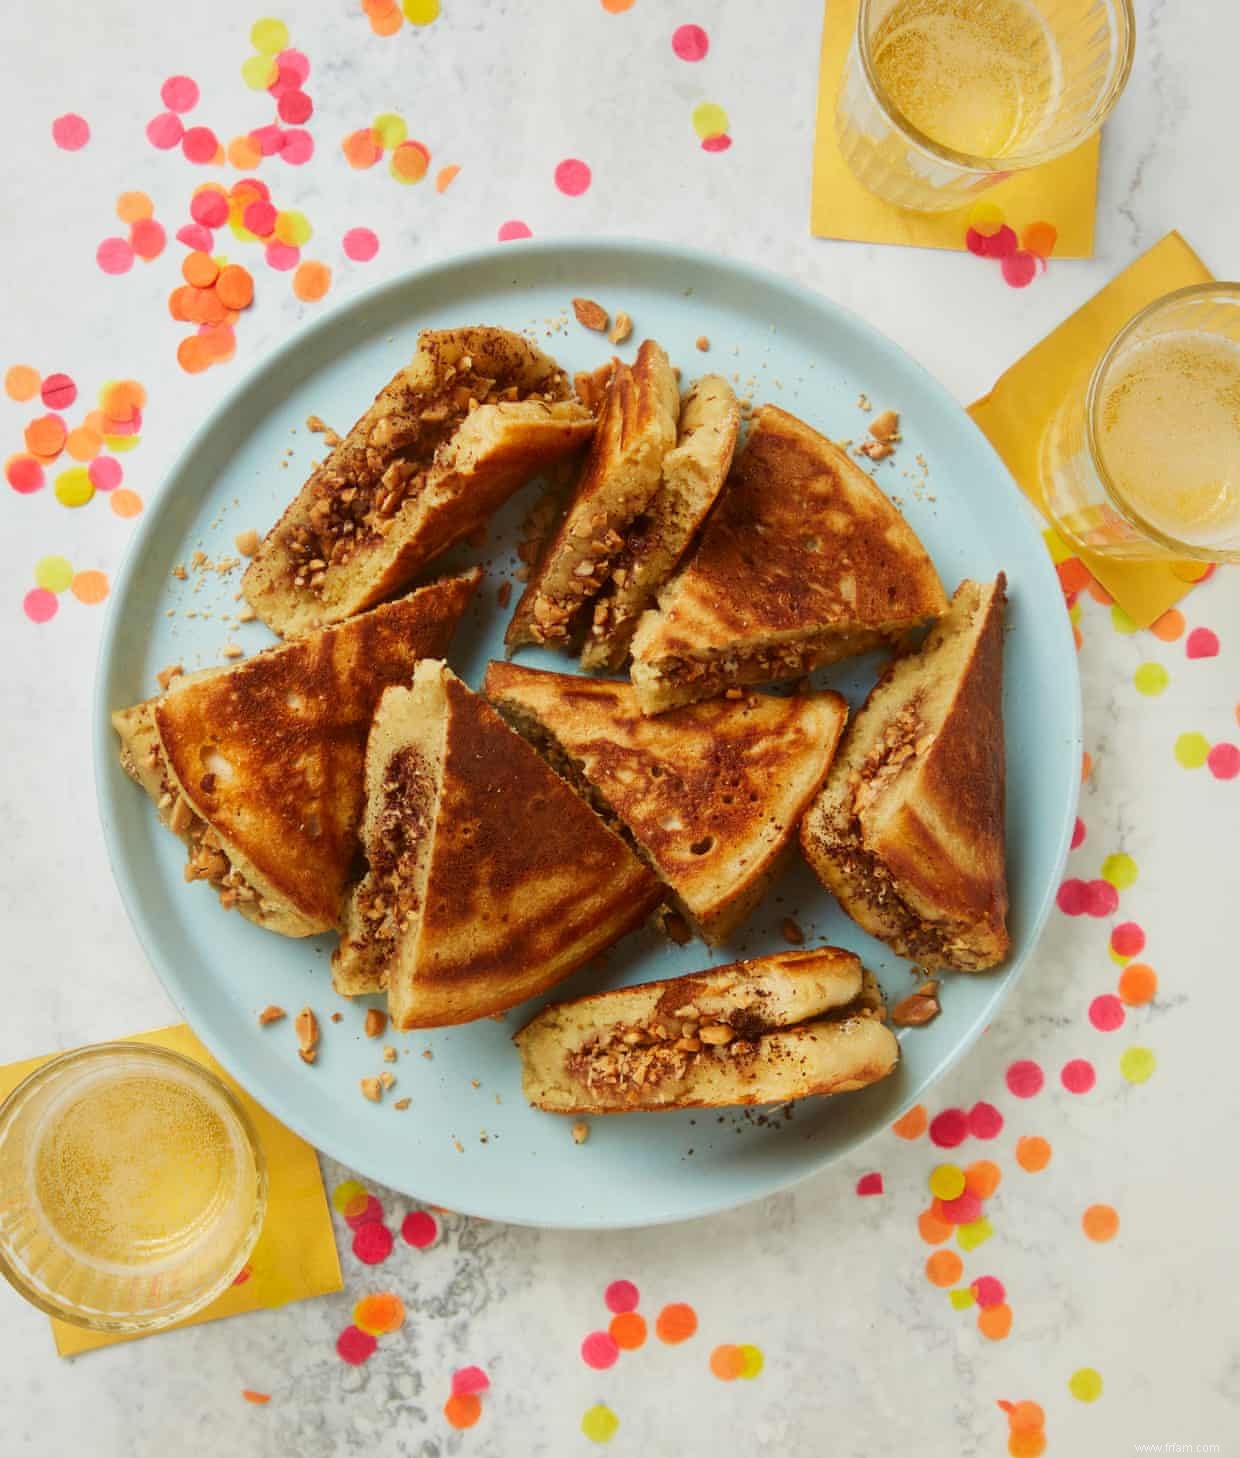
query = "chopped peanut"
xmin=572 ymin=297 xmax=609 ymax=332
xmin=695 ymin=335 xmax=710 ymax=352
xmin=234 ymin=528 xmax=261 ymax=557
xmin=156 ymin=663 xmax=184 ymax=691
xmin=609 ymin=311 xmax=633 ymax=345
xmin=364 ymin=1008 xmax=387 ymax=1039
xmin=258 ymin=1005 xmax=285 ymax=1026
xmin=869 ymin=409 xmax=900 ymax=443
xmin=360 ymin=1077 xmax=382 ymax=1102
xmin=571 ymin=1120 xmax=590 ymax=1145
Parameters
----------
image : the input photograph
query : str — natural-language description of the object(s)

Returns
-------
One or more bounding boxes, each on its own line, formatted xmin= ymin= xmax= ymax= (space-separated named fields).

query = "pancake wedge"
xmin=506 ymin=340 xmax=680 ymax=649
xmin=112 ymin=571 xmax=478 ymax=938
xmin=515 ymin=947 xmax=899 ymax=1113
xmin=485 ymin=662 xmax=846 ymax=944
xmin=629 ymin=404 xmax=948 ymax=713
xmin=243 ymin=327 xmax=594 ymax=637
xmin=801 ymin=575 xmax=1008 ymax=971
xmin=333 ymin=661 xmax=663 ymax=1027
xmin=580 ymin=374 xmax=739 ymax=671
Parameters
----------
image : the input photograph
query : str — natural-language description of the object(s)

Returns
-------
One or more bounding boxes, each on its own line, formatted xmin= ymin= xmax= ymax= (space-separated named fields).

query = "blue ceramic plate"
xmin=94 ymin=240 xmax=1080 ymax=1228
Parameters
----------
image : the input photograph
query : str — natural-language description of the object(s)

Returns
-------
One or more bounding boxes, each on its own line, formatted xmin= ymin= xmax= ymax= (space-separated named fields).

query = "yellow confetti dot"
xmin=372 ymin=112 xmax=408 ymax=149
xmin=737 ymin=1343 xmax=764 ymax=1379
xmin=403 ymin=0 xmax=440 ymax=21
xmin=949 ymin=1287 xmax=975 ymax=1310
xmin=274 ymin=209 xmax=313 ymax=246
xmin=956 ymin=1217 xmax=993 ymax=1252
xmin=928 ymin=1164 xmax=966 ymax=1201
xmin=692 ymin=102 xmax=729 ymax=140
xmin=331 ymin=1179 xmax=366 ymax=1213
xmin=1100 ymin=852 xmax=1137 ymax=889
xmin=54 ymin=467 xmax=94 ymax=508
xmin=241 ymin=53 xmax=279 ymax=90
xmin=104 ymin=435 xmax=141 ymax=453
xmin=1110 ymin=604 xmax=1137 ymax=634
xmin=1119 ymin=1046 xmax=1156 ymax=1084
xmin=1174 ymin=732 xmax=1211 ymax=769
xmin=35 ymin=555 xmax=74 ymax=593
xmin=1133 ymin=662 xmax=1168 ymax=696
xmin=251 ymin=17 xmax=290 ymax=54
xmin=967 ymin=200 xmax=1005 ymax=237
xmin=581 ymin=1405 xmax=619 ymax=1444
xmin=1069 ymin=1367 xmax=1103 ymax=1402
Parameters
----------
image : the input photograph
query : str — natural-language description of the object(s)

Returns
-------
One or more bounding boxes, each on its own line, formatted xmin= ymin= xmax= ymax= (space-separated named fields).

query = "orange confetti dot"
xmin=917 ymin=1205 xmax=953 ymax=1245
xmin=363 ymin=0 xmax=398 ymax=13
xmin=342 ymin=1189 xmax=370 ymax=1220
xmin=964 ymin=1160 xmax=1001 ymax=1200
xmin=609 ymin=1311 xmax=646 ymax=1350
xmin=65 ymin=426 xmax=102 ymax=461
xmin=216 ymin=265 xmax=255 ymax=310
xmin=1056 ymin=556 xmax=1091 ymax=595
xmin=390 ymin=139 xmax=430 ymax=182
xmin=5 ymin=364 xmax=41 ymax=402
xmin=228 ymin=133 xmax=263 ymax=170
xmin=1082 ymin=1204 xmax=1119 ymax=1242
xmin=100 ymin=379 xmax=146 ymax=416
xmin=1008 ymin=1432 xmax=1047 ymax=1458
xmin=1118 ymin=962 xmax=1157 ymax=1005
xmin=353 ymin=1291 xmax=405 ymax=1335
xmin=1020 ymin=221 xmax=1057 ymax=258
xmin=241 ymin=1390 xmax=271 ymax=1405
xmin=977 ymin=1302 xmax=1012 ymax=1340
xmin=601 ymin=0 xmax=635 ymax=10
xmin=370 ymin=7 xmax=404 ymax=34
xmin=435 ymin=164 xmax=461 ymax=193
xmin=1081 ymin=751 xmax=1093 ymax=783
xmin=199 ymin=324 xmax=237 ymax=363
xmin=443 ymin=1393 xmax=481 ymax=1430
xmin=655 ymin=1302 xmax=698 ymax=1344
xmin=891 ymin=1103 xmax=927 ymax=1140
xmin=293 ymin=260 xmax=332 ymax=303
xmin=1015 ymin=1135 xmax=1052 ymax=1173
xmin=709 ymin=1344 xmax=746 ymax=1380
xmin=1084 ymin=577 xmax=1113 ymax=605
xmin=25 ymin=415 xmax=67 ymax=457
xmin=1072 ymin=621 xmax=1083 ymax=652
xmin=1150 ymin=608 xmax=1185 ymax=641
xmin=925 ymin=1249 xmax=962 ymax=1287
xmin=70 ymin=570 xmax=109 ymax=605
xmin=182 ymin=251 xmax=219 ymax=288
xmin=110 ymin=489 xmax=143 ymax=518
xmin=342 ymin=128 xmax=384 ymax=169
xmin=116 ymin=190 xmax=154 ymax=224
xmin=177 ymin=336 xmax=211 ymax=374
xmin=168 ymin=285 xmax=194 ymax=322
xmin=1009 ymin=1401 xmax=1045 ymax=1433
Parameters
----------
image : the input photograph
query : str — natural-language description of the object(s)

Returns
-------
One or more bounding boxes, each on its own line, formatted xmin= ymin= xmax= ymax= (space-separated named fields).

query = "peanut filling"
xmin=526 ymin=523 xmax=627 ymax=643
xmin=349 ymin=747 xmax=436 ymax=956
xmin=568 ymin=1009 xmax=754 ymax=1102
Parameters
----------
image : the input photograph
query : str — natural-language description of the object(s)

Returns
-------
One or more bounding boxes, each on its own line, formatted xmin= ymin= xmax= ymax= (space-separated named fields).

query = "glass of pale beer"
xmin=1041 ymin=284 xmax=1240 ymax=562
xmin=836 ymin=0 xmax=1134 ymax=212
xmin=0 ymin=1043 xmax=267 ymax=1330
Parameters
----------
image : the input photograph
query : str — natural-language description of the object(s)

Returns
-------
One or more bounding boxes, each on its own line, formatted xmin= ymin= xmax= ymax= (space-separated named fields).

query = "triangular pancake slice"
xmin=629 ymin=404 xmax=948 ymax=714
xmin=515 ymin=947 xmax=899 ymax=1113
xmin=243 ymin=327 xmax=594 ymax=637
xmin=333 ymin=662 xmax=663 ymax=1028
xmin=801 ymin=576 xmax=1008 ymax=971
xmin=112 ymin=571 xmax=478 ymax=938
xmin=485 ymin=662 xmax=847 ymax=945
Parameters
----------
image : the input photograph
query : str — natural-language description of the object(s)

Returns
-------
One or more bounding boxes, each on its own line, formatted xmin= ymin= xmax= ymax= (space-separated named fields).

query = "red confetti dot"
xmin=346 ymin=1194 xmax=385 ymax=1230
xmin=701 ymin=133 xmax=733 ymax=152
xmin=278 ymin=90 xmax=314 ymax=124
xmin=88 ymin=456 xmax=122 ymax=491
xmin=928 ymin=1108 xmax=968 ymax=1148
xmin=280 ymin=129 xmax=315 ymax=165
xmin=604 ymin=1279 xmax=639 ymax=1314
xmin=1056 ymin=878 xmax=1088 ymax=915
xmin=1110 ymin=921 xmax=1145 ymax=958
xmin=130 ymin=218 xmax=167 ymax=261
xmin=243 ymin=200 xmax=278 ymax=237
xmin=1061 ymin=1058 xmax=1096 ymax=1094
xmin=855 ymin=1171 xmax=884 ymax=1196
xmin=452 ymin=1365 xmax=490 ymax=1396
xmin=1089 ymin=994 xmax=1125 ymax=1032
xmin=23 ymin=588 xmax=58 ymax=623
xmin=161 ymin=75 xmax=200 ymax=113
xmin=965 ymin=228 xmax=988 ymax=256
xmin=343 ymin=227 xmax=380 ymax=262
xmin=401 ymin=1210 xmax=438 ymax=1248
xmin=967 ymin=1102 xmax=1004 ymax=1140
xmin=252 ymin=125 xmax=284 ymax=157
xmin=1208 ymin=742 xmax=1240 ymax=780
xmin=1071 ymin=816 xmax=1086 ymax=849
xmin=1006 ymin=1059 xmax=1044 ymax=1098
xmin=671 ymin=23 xmax=710 ymax=61
xmin=581 ymin=1331 xmax=620 ymax=1369
xmin=971 ymin=1275 xmax=1005 ymax=1308
xmin=96 ymin=238 xmax=135 ymax=275
xmin=1186 ymin=627 xmax=1219 ymax=659
xmin=146 ymin=112 xmax=184 ymax=149
xmin=1084 ymin=879 xmax=1119 ymax=917
xmin=40 ymin=373 xmax=77 ymax=410
xmin=6 ymin=456 xmax=44 ymax=494
xmin=1001 ymin=250 xmax=1038 ymax=288
xmin=938 ymin=1191 xmax=983 ymax=1225
xmin=182 ymin=126 xmax=219 ymax=164
xmin=981 ymin=225 xmax=1018 ymax=258
xmin=191 ymin=191 xmax=229 ymax=227
xmin=497 ymin=219 xmax=532 ymax=242
xmin=336 ymin=1325 xmax=378 ymax=1365
xmin=554 ymin=158 xmax=592 ymax=196
xmin=352 ymin=1221 xmax=393 ymax=1265
xmin=176 ymin=223 xmax=215 ymax=252
xmin=265 ymin=242 xmax=300 ymax=271
xmin=52 ymin=113 xmax=90 ymax=151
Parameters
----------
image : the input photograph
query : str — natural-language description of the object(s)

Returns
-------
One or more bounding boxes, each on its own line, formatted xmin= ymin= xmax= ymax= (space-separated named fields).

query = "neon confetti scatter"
xmin=52 ymin=114 xmax=90 ymax=151
xmin=581 ymin=1405 xmax=620 ymax=1444
xmin=691 ymin=102 xmax=732 ymax=151
xmin=604 ymin=1279 xmax=639 ymax=1313
xmin=855 ymin=1171 xmax=883 ymax=1196
xmin=672 ymin=24 xmax=709 ymax=61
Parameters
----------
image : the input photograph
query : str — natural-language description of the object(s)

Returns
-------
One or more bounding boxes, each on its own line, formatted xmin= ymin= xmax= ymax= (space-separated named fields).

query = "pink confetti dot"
xmin=343 ymin=227 xmax=380 ymax=262
xmin=855 ymin=1171 xmax=884 ymax=1196
xmin=182 ymin=126 xmax=218 ymax=164
xmin=278 ymin=90 xmax=314 ymax=125
xmin=451 ymin=1366 xmax=490 ymax=1396
xmin=1085 ymin=879 xmax=1119 ymax=917
xmin=23 ymin=588 xmax=58 ymax=624
xmin=1006 ymin=1059 xmax=1044 ymax=1098
xmin=1056 ymin=878 xmax=1088 ymax=915
xmin=52 ymin=114 xmax=90 ymax=151
xmin=1071 ymin=816 xmax=1086 ymax=849
xmin=604 ymin=1279 xmax=640 ymax=1314
xmin=265 ymin=241 xmax=300 ymax=271
xmin=1186 ymin=627 xmax=1219 ymax=659
xmin=971 ymin=1275 xmax=1005 ymax=1309
xmin=160 ymin=75 xmax=200 ymax=113
xmin=88 ymin=456 xmax=122 ymax=491
xmin=965 ymin=228 xmax=988 ymax=256
xmin=243 ymin=200 xmax=278 ymax=237
xmin=967 ymin=1102 xmax=1004 ymax=1140
xmin=280 ymin=129 xmax=315 ymax=165
xmin=1001 ymin=250 xmax=1038 ymax=288
xmin=1208 ymin=742 xmax=1240 ymax=780
xmin=146 ymin=111 xmax=184 ymax=150
xmin=345 ymin=1194 xmax=385 ymax=1230
xmin=939 ymin=1191 xmax=983 ymax=1225
xmin=554 ymin=158 xmax=592 ymax=196
xmin=176 ymin=223 xmax=215 ymax=252
xmin=981 ymin=225 xmax=1017 ymax=259
xmin=40 ymin=373 xmax=76 ymax=410
xmin=1089 ymin=994 xmax=1125 ymax=1032
xmin=671 ymin=23 xmax=709 ymax=61
xmin=581 ymin=1331 xmax=620 ymax=1370
xmin=352 ymin=1221 xmax=394 ymax=1265
xmin=401 ymin=1210 xmax=438 ymax=1248
xmin=267 ymin=61 xmax=303 ymax=100
xmin=928 ymin=1108 xmax=968 ymax=1148
xmin=701 ymin=133 xmax=733 ymax=152
xmin=497 ymin=219 xmax=532 ymax=242
xmin=252 ymin=124 xmax=284 ymax=157
xmin=1061 ymin=1058 xmax=1096 ymax=1094
xmin=130 ymin=218 xmax=166 ymax=261
xmin=6 ymin=457 xmax=44 ymax=494
xmin=191 ymin=191 xmax=228 ymax=227
xmin=1110 ymin=922 xmax=1144 ymax=958
xmin=96 ymin=237 xmax=135 ymax=275
xmin=336 ymin=1325 xmax=378 ymax=1365
xmin=275 ymin=48 xmax=311 ymax=84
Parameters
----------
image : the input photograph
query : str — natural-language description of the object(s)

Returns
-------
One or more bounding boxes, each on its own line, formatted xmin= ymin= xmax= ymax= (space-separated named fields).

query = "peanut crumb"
xmin=379 ymin=1071 xmax=396 ymax=1090
xmin=695 ymin=335 xmax=710 ymax=352
xmin=298 ymin=1048 xmax=317 ymax=1065
xmin=496 ymin=580 xmax=512 ymax=608
xmin=609 ymin=311 xmax=633 ymax=345
xmin=781 ymin=917 xmax=805 ymax=945
xmin=857 ymin=392 xmax=872 ymax=412
xmin=305 ymin=414 xmax=342 ymax=446
xmin=393 ymin=1097 xmax=411 ymax=1111
xmin=360 ymin=1077 xmax=382 ymax=1102
xmin=421 ymin=1048 xmax=434 ymax=1060
xmin=891 ymin=981 xmax=941 ymax=1027
xmin=572 ymin=297 xmax=609 ymax=332
xmin=857 ymin=439 xmax=894 ymax=461
xmin=383 ymin=1045 xmax=397 ymax=1062
xmin=171 ymin=564 xmax=188 ymax=581
xmin=237 ymin=604 xmax=257 ymax=623
xmin=869 ymin=409 xmax=900 ymax=443
xmin=454 ymin=1138 xmax=465 ymax=1153
xmin=470 ymin=1079 xmax=480 ymax=1089
xmin=257 ymin=1005 xmax=285 ymax=1026
xmin=156 ymin=663 xmax=184 ymax=691
xmin=330 ymin=1011 xmax=343 ymax=1023
xmin=571 ymin=1121 xmax=590 ymax=1145
xmin=220 ymin=642 xmax=245 ymax=660
xmin=364 ymin=1008 xmax=387 ymax=1039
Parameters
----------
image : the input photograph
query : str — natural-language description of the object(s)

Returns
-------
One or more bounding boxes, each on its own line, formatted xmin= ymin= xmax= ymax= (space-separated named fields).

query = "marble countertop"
xmin=1 ymin=2 xmax=1237 ymax=1454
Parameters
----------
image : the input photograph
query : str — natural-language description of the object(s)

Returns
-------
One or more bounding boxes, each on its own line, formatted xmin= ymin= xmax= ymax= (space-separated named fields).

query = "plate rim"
xmin=92 ymin=235 xmax=1082 ymax=1228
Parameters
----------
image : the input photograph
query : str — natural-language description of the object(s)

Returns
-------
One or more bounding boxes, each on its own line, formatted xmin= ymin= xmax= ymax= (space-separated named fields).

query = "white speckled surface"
xmin=1 ymin=2 xmax=1237 ymax=1454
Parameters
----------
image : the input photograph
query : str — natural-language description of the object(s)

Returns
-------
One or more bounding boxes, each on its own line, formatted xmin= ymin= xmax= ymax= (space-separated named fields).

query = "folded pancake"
xmin=485 ymin=661 xmax=846 ymax=944
xmin=629 ymin=404 xmax=948 ymax=714
xmin=506 ymin=340 xmax=680 ymax=649
xmin=333 ymin=661 xmax=663 ymax=1027
xmin=243 ymin=327 xmax=595 ymax=637
xmin=112 ymin=571 xmax=478 ymax=938
xmin=580 ymin=374 xmax=739 ymax=671
xmin=801 ymin=575 xmax=1008 ymax=970
xmin=515 ymin=947 xmax=899 ymax=1113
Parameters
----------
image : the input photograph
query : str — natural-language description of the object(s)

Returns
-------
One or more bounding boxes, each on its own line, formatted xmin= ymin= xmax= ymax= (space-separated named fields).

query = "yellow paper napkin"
xmin=811 ymin=0 xmax=1099 ymax=255
xmin=968 ymin=231 xmax=1214 ymax=628
xmin=0 ymin=1024 xmax=342 ymax=1356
